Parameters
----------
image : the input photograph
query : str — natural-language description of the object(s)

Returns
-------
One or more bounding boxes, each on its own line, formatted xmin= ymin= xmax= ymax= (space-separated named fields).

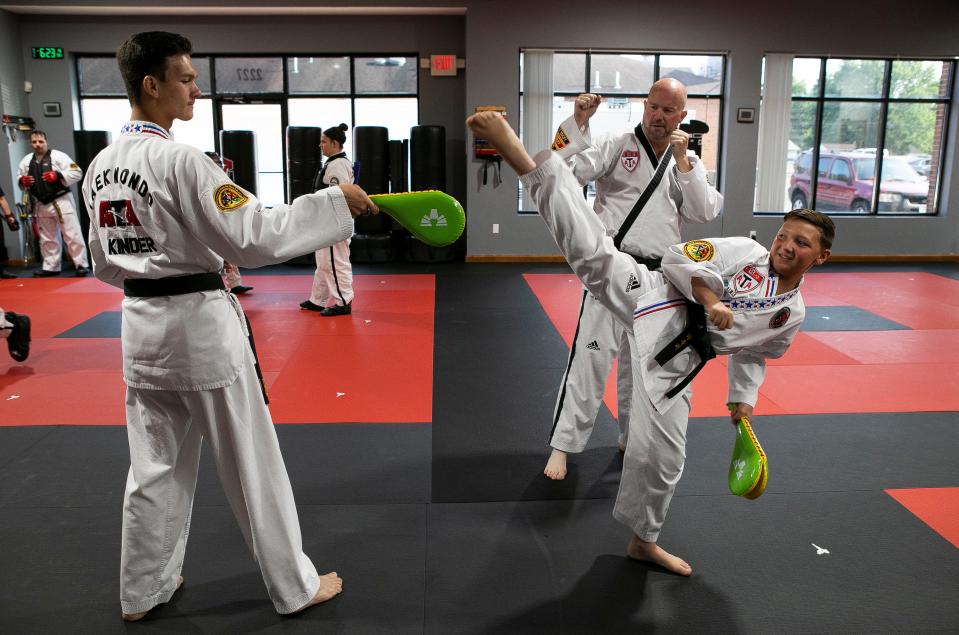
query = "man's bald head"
xmin=649 ymin=78 xmax=688 ymax=109
xmin=642 ymin=78 xmax=689 ymax=146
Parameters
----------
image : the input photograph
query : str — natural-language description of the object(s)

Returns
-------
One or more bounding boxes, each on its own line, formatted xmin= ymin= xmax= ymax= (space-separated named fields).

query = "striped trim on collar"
xmin=121 ymin=121 xmax=172 ymax=140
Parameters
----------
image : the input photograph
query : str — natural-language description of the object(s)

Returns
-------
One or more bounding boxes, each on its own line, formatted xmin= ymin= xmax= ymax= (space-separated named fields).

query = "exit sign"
xmin=430 ymin=55 xmax=457 ymax=76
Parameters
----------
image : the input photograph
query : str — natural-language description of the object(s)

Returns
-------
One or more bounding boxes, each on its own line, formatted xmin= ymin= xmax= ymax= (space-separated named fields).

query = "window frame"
xmin=76 ymin=52 xmax=419 ymax=203
xmin=790 ymin=56 xmax=954 ymax=216
xmin=518 ymin=48 xmax=726 ymax=215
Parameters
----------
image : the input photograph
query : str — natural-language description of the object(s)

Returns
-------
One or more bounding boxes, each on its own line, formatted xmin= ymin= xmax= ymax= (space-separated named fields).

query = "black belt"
xmin=123 ymin=272 xmax=224 ymax=297
xmin=630 ymin=256 xmax=661 ymax=270
xmin=654 ymin=303 xmax=716 ymax=399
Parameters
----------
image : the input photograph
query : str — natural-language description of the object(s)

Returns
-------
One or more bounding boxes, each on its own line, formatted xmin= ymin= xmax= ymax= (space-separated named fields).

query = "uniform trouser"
xmin=0 ymin=308 xmax=10 ymax=337
xmin=522 ymin=150 xmax=689 ymax=544
xmin=120 ymin=348 xmax=320 ymax=615
xmin=612 ymin=344 xmax=691 ymax=543
xmin=310 ymin=238 xmax=353 ymax=306
xmin=549 ymin=290 xmax=633 ymax=453
xmin=36 ymin=197 xmax=89 ymax=272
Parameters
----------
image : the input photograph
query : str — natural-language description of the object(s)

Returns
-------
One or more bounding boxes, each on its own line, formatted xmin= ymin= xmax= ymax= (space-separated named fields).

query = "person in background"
xmin=300 ymin=123 xmax=355 ymax=316
xmin=17 ymin=130 xmax=90 ymax=277
xmin=0 ymin=184 xmax=21 ymax=278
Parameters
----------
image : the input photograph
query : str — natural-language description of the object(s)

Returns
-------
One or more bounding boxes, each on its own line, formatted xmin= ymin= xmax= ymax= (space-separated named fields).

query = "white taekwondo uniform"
xmin=523 ymin=151 xmax=804 ymax=542
xmin=547 ymin=115 xmax=722 ymax=453
xmin=309 ymin=153 xmax=354 ymax=308
xmin=17 ymin=149 xmax=89 ymax=272
xmin=83 ymin=121 xmax=354 ymax=615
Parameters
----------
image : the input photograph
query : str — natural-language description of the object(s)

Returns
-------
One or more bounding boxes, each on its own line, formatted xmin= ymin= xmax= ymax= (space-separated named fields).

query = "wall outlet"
xmin=492 ymin=223 xmax=499 ymax=234
xmin=749 ymin=230 xmax=757 ymax=240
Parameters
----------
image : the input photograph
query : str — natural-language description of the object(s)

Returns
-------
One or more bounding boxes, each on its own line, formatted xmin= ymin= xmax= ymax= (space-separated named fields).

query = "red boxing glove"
xmin=42 ymin=171 xmax=60 ymax=184
xmin=19 ymin=175 xmax=35 ymax=188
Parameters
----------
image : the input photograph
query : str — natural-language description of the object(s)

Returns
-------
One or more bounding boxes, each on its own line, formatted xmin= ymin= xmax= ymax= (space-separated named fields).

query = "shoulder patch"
xmin=551 ymin=128 xmax=570 ymax=151
xmin=214 ymin=183 xmax=249 ymax=213
xmin=329 ymin=177 xmax=339 ymax=185
xmin=69 ymin=163 xmax=80 ymax=170
xmin=683 ymin=240 xmax=715 ymax=262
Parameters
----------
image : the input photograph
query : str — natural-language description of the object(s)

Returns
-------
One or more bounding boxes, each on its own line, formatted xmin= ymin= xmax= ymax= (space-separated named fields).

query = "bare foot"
xmin=121 ymin=575 xmax=183 ymax=622
xmin=544 ymin=448 xmax=568 ymax=480
xmin=466 ymin=112 xmax=537 ymax=175
xmin=627 ymin=535 xmax=692 ymax=576
xmin=293 ymin=572 xmax=343 ymax=613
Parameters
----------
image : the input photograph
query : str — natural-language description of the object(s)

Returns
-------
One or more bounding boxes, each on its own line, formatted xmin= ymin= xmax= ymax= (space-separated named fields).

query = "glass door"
xmin=219 ymin=101 xmax=285 ymax=206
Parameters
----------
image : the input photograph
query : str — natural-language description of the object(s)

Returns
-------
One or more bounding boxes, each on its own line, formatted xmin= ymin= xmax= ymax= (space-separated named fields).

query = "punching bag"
xmin=389 ymin=139 xmax=409 ymax=193
xmin=220 ymin=130 xmax=257 ymax=196
xmin=406 ymin=125 xmax=457 ymax=262
xmin=352 ymin=126 xmax=391 ymax=235
xmin=286 ymin=126 xmax=322 ymax=202
xmin=410 ymin=125 xmax=446 ymax=191
xmin=73 ymin=130 xmax=111 ymax=250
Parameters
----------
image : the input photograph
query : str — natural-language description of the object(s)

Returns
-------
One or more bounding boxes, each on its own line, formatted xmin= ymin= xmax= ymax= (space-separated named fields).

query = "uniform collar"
xmin=325 ymin=151 xmax=347 ymax=164
xmin=121 ymin=120 xmax=172 ymax=140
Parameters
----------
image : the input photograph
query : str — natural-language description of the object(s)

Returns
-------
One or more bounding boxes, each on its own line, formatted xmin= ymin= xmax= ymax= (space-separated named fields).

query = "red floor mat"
xmin=886 ymin=488 xmax=959 ymax=549
xmin=0 ymin=275 xmax=434 ymax=426
xmin=524 ymin=271 xmax=958 ymax=418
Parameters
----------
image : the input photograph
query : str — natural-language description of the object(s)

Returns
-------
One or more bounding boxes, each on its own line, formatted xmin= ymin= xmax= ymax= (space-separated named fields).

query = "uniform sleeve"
xmin=661 ymin=237 xmax=766 ymax=302
xmin=669 ymin=154 xmax=723 ymax=224
xmin=520 ymin=151 xmax=645 ymax=328
xmin=551 ymin=115 xmax=618 ymax=187
xmin=178 ymin=148 xmax=354 ymax=268
xmin=726 ymin=322 xmax=799 ymax=406
xmin=323 ymin=159 xmax=353 ymax=186
xmin=53 ymin=151 xmax=83 ymax=186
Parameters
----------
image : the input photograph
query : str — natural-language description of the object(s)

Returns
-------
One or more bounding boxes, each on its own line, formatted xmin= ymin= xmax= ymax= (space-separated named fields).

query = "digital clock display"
xmin=32 ymin=47 xmax=64 ymax=60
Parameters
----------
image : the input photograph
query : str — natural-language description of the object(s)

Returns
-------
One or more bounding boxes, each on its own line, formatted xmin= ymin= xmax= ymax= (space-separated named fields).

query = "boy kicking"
xmin=467 ymin=111 xmax=834 ymax=575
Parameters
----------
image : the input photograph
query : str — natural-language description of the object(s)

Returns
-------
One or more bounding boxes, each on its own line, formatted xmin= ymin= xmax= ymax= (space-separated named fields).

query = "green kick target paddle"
xmin=728 ymin=414 xmax=768 ymax=499
xmin=369 ymin=190 xmax=465 ymax=247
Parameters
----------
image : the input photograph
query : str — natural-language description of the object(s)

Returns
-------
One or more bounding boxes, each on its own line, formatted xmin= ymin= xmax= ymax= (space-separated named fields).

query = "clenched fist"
xmin=19 ymin=175 xmax=35 ymax=188
xmin=42 ymin=171 xmax=60 ymax=184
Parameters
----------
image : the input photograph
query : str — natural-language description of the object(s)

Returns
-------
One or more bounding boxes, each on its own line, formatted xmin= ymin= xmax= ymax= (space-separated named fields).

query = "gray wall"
xmin=4 ymin=1 xmax=958 ymax=258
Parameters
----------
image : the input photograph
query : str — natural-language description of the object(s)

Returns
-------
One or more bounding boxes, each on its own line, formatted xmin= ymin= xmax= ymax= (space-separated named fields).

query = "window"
xmin=77 ymin=54 xmax=418 ymax=205
xmin=759 ymin=56 xmax=953 ymax=215
xmin=519 ymin=49 xmax=725 ymax=213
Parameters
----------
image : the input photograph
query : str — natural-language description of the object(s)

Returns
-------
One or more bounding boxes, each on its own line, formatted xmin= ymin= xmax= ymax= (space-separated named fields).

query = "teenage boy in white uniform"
xmin=85 ymin=31 xmax=378 ymax=621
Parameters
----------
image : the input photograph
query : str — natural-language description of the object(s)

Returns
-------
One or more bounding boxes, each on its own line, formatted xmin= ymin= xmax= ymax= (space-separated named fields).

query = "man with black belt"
xmin=17 ymin=130 xmax=90 ymax=277
xmin=544 ymin=79 xmax=723 ymax=480
xmin=84 ymin=31 xmax=378 ymax=622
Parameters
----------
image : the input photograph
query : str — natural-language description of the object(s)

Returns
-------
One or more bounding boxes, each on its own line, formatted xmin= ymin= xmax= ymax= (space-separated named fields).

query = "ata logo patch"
xmin=551 ymin=128 xmax=570 ymax=151
xmin=683 ymin=240 xmax=715 ymax=262
xmin=769 ymin=307 xmax=791 ymax=329
xmin=621 ymin=150 xmax=639 ymax=172
xmin=214 ymin=184 xmax=248 ymax=212
xmin=730 ymin=264 xmax=764 ymax=296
